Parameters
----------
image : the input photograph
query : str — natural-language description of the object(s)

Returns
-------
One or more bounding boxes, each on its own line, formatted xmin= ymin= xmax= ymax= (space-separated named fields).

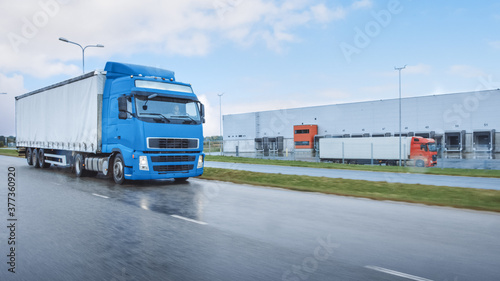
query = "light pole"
xmin=394 ymin=65 xmax=406 ymax=167
xmin=59 ymin=37 xmax=104 ymax=74
xmin=218 ymin=93 xmax=224 ymax=155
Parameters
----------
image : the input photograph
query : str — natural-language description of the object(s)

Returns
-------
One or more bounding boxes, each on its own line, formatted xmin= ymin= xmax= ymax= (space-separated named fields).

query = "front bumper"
xmin=124 ymin=152 xmax=204 ymax=180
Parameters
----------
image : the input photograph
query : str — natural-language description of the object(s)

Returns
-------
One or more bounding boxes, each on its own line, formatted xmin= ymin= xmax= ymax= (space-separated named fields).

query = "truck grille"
xmin=151 ymin=155 xmax=196 ymax=163
xmin=153 ymin=164 xmax=194 ymax=172
xmin=148 ymin=138 xmax=198 ymax=149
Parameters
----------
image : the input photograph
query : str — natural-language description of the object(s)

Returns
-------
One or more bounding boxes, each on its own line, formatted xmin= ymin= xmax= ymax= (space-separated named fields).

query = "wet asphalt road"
xmin=1 ymin=155 xmax=500 ymax=281
xmin=206 ymin=161 xmax=500 ymax=190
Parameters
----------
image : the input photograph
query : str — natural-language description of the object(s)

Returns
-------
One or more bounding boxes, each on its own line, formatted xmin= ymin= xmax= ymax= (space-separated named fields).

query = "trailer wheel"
xmin=32 ymin=149 xmax=40 ymax=168
xmin=38 ymin=149 xmax=51 ymax=168
xmin=112 ymin=154 xmax=126 ymax=184
xmin=74 ymin=154 xmax=87 ymax=177
xmin=416 ymin=160 xmax=425 ymax=167
xmin=26 ymin=148 xmax=33 ymax=166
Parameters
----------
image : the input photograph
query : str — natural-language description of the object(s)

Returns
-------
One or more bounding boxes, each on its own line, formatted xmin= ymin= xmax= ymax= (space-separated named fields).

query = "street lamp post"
xmin=218 ymin=93 xmax=224 ymax=155
xmin=59 ymin=37 xmax=104 ymax=74
xmin=394 ymin=65 xmax=406 ymax=167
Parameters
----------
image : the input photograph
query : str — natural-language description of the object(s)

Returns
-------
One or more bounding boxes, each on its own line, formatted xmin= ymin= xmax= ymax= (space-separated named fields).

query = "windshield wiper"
xmin=140 ymin=113 xmax=170 ymax=123
xmin=171 ymin=115 xmax=197 ymax=124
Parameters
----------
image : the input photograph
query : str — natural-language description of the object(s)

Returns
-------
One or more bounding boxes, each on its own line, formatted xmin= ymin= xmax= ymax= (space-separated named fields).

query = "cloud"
xmin=0 ymin=0 xmax=355 ymax=76
xmin=317 ymin=89 xmax=351 ymax=100
xmin=406 ymin=63 xmax=432 ymax=75
xmin=197 ymin=94 xmax=220 ymax=137
xmin=449 ymin=65 xmax=486 ymax=78
xmin=311 ymin=4 xmax=346 ymax=23
xmin=222 ymin=89 xmax=351 ymax=118
xmin=489 ymin=40 xmax=500 ymax=49
xmin=378 ymin=63 xmax=432 ymax=77
xmin=351 ymin=0 xmax=373 ymax=10
xmin=360 ymin=83 xmax=395 ymax=95
xmin=0 ymin=73 xmax=26 ymax=135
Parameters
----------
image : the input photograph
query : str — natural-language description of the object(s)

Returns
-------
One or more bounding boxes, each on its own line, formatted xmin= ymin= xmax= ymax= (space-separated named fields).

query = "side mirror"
xmin=200 ymin=103 xmax=205 ymax=123
xmin=118 ymin=96 xmax=127 ymax=112
xmin=119 ymin=112 xmax=128 ymax=120
xmin=118 ymin=96 xmax=129 ymax=119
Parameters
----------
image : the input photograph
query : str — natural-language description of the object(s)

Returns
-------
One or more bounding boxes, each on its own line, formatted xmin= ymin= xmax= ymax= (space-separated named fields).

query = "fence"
xmin=203 ymin=140 xmax=223 ymax=155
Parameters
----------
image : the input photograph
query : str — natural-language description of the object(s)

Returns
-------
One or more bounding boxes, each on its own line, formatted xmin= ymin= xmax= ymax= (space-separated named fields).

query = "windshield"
xmin=135 ymin=95 xmax=201 ymax=124
xmin=428 ymin=143 xmax=437 ymax=152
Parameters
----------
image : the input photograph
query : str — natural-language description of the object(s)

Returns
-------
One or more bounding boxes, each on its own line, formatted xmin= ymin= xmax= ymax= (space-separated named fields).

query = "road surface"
xmin=1 ymin=155 xmax=499 ymax=280
xmin=206 ymin=161 xmax=500 ymax=190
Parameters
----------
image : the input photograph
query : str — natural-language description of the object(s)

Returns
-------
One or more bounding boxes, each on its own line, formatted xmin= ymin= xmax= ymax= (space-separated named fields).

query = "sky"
xmin=1 ymin=0 xmax=499 ymax=137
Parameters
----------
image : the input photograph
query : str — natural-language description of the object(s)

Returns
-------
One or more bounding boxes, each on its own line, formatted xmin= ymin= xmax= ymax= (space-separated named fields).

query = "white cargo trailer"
xmin=16 ymin=72 xmax=105 ymax=156
xmin=319 ymin=137 xmax=437 ymax=167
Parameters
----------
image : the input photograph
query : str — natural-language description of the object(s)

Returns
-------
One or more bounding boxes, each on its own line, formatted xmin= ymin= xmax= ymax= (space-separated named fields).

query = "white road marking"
xmin=365 ymin=266 xmax=433 ymax=281
xmin=92 ymin=193 xmax=109 ymax=199
xmin=171 ymin=215 xmax=207 ymax=225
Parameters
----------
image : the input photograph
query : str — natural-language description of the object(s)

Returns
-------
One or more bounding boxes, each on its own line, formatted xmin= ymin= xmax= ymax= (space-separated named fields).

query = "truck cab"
xmin=410 ymin=137 xmax=437 ymax=167
xmin=102 ymin=62 xmax=205 ymax=183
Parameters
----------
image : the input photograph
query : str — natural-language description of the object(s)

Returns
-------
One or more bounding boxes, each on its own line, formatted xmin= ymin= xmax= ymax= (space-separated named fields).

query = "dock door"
xmin=473 ymin=130 xmax=495 ymax=159
xmin=444 ymin=131 xmax=466 ymax=159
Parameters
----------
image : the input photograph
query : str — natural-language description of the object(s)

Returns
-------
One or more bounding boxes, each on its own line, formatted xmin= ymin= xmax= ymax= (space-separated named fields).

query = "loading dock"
xmin=444 ymin=131 xmax=466 ymax=158
xmin=223 ymin=89 xmax=500 ymax=159
xmin=473 ymin=130 xmax=495 ymax=159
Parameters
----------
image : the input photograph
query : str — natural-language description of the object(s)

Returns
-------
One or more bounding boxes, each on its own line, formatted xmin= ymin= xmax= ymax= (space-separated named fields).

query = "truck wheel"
xmin=32 ymin=149 xmax=40 ymax=168
xmin=416 ymin=160 xmax=425 ymax=167
xmin=26 ymin=148 xmax=33 ymax=166
xmin=74 ymin=154 xmax=87 ymax=177
xmin=112 ymin=154 xmax=126 ymax=184
xmin=38 ymin=149 xmax=51 ymax=168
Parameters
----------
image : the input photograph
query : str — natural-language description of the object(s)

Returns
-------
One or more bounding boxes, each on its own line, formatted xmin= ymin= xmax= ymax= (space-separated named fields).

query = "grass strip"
xmin=206 ymin=155 xmax=500 ymax=178
xmin=0 ymin=149 xmax=22 ymax=158
xmin=200 ymin=167 xmax=500 ymax=212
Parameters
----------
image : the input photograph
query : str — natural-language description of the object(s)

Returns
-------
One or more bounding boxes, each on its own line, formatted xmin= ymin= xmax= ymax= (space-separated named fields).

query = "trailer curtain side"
xmin=15 ymin=73 xmax=105 ymax=153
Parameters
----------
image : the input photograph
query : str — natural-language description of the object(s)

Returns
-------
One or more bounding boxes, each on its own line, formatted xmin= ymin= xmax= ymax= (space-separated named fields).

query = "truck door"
xmin=106 ymin=95 xmax=135 ymax=149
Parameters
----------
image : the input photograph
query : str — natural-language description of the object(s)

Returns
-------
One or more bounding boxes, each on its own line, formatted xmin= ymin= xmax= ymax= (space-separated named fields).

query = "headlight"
xmin=197 ymin=155 xmax=204 ymax=169
xmin=139 ymin=156 xmax=149 ymax=171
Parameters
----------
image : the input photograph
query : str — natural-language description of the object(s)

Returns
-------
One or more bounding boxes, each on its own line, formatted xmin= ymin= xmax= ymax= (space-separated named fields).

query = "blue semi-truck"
xmin=15 ymin=62 xmax=205 ymax=184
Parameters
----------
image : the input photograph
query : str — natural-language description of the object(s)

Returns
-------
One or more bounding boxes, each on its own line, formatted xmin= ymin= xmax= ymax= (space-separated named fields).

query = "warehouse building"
xmin=223 ymin=89 xmax=500 ymax=159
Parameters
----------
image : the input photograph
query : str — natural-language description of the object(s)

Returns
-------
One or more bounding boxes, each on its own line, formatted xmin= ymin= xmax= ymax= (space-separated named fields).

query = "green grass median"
xmin=206 ymin=155 xmax=500 ymax=178
xmin=0 ymin=148 xmax=21 ymax=158
xmin=200 ymin=167 xmax=500 ymax=212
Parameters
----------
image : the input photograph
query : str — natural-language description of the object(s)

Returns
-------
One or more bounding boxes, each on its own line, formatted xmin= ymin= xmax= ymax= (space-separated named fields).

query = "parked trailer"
xmin=319 ymin=137 xmax=437 ymax=167
xmin=16 ymin=62 xmax=205 ymax=184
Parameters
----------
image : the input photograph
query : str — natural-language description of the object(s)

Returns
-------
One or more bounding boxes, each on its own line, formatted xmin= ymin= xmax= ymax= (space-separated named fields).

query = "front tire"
xmin=416 ymin=160 xmax=425 ymax=168
xmin=74 ymin=154 xmax=87 ymax=177
xmin=112 ymin=154 xmax=126 ymax=184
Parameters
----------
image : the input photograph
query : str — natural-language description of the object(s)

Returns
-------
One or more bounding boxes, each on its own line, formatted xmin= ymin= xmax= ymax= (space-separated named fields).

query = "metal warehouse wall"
xmin=223 ymin=89 xmax=500 ymax=157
